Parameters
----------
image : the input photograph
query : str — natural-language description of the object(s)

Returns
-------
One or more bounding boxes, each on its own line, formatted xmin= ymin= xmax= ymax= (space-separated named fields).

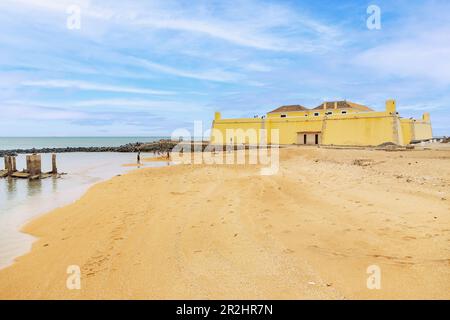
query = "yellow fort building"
xmin=211 ymin=100 xmax=433 ymax=146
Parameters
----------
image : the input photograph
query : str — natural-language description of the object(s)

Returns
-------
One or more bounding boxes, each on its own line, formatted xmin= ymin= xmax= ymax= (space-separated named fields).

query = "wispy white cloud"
xmin=131 ymin=58 xmax=242 ymax=83
xmin=2 ymin=102 xmax=86 ymax=121
xmin=354 ymin=30 xmax=450 ymax=85
xmin=398 ymin=102 xmax=449 ymax=112
xmin=130 ymin=1 xmax=342 ymax=53
xmin=353 ymin=1 xmax=450 ymax=86
xmin=1 ymin=0 xmax=342 ymax=53
xmin=72 ymin=98 xmax=206 ymax=112
xmin=21 ymin=80 xmax=175 ymax=95
xmin=243 ymin=63 xmax=272 ymax=72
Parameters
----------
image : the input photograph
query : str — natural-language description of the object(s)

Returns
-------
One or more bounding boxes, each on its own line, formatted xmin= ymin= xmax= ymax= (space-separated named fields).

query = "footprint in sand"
xmin=371 ymin=254 xmax=395 ymax=260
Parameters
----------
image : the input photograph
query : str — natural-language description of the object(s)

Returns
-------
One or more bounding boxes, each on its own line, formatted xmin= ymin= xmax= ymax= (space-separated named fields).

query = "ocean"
xmin=0 ymin=136 xmax=168 ymax=150
xmin=0 ymin=137 xmax=171 ymax=269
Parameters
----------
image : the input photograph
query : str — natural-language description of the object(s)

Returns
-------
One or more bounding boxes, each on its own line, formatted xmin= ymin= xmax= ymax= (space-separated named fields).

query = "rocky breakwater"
xmin=0 ymin=140 xmax=181 ymax=157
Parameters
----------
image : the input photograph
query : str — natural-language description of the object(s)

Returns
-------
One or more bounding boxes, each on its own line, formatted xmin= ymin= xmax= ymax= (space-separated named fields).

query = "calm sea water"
xmin=0 ymin=137 xmax=168 ymax=150
xmin=0 ymin=137 xmax=172 ymax=269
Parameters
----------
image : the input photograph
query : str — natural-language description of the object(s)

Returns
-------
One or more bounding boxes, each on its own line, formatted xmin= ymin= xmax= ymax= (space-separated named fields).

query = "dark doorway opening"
xmin=315 ymin=134 xmax=319 ymax=145
xmin=304 ymin=134 xmax=307 ymax=144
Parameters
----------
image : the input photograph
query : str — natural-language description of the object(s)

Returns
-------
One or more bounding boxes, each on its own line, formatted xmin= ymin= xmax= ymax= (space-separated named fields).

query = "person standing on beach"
xmin=137 ymin=151 xmax=141 ymax=164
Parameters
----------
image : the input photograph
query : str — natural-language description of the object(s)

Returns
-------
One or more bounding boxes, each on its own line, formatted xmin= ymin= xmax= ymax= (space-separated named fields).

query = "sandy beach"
xmin=0 ymin=146 xmax=449 ymax=299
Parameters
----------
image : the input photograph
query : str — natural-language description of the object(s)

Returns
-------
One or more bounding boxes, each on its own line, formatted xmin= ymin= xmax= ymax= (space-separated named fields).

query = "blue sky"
xmin=0 ymin=0 xmax=449 ymax=136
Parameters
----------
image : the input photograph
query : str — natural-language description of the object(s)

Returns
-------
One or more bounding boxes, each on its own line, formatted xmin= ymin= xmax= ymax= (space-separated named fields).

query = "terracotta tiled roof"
xmin=268 ymin=105 xmax=309 ymax=113
xmin=314 ymin=101 xmax=373 ymax=111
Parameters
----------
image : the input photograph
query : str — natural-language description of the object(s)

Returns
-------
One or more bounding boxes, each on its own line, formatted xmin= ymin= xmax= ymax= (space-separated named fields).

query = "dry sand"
xmin=0 ymin=146 xmax=449 ymax=299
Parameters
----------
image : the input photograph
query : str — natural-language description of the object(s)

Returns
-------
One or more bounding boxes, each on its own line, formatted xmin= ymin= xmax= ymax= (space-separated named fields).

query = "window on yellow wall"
xmin=280 ymin=114 xmax=287 ymax=118
xmin=314 ymin=112 xmax=319 ymax=116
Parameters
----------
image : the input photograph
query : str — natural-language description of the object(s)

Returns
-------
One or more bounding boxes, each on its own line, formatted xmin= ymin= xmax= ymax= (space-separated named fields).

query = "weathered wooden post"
xmin=52 ymin=154 xmax=57 ymax=174
xmin=26 ymin=155 xmax=31 ymax=174
xmin=26 ymin=155 xmax=32 ymax=175
xmin=4 ymin=156 xmax=9 ymax=172
xmin=28 ymin=154 xmax=36 ymax=178
xmin=5 ymin=156 xmax=13 ymax=175
xmin=27 ymin=154 xmax=42 ymax=176
xmin=33 ymin=154 xmax=42 ymax=176
xmin=11 ymin=156 xmax=16 ymax=172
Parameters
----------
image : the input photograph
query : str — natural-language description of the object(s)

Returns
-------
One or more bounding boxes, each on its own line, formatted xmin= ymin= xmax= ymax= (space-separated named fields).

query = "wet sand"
xmin=0 ymin=152 xmax=167 ymax=269
xmin=0 ymin=146 xmax=449 ymax=299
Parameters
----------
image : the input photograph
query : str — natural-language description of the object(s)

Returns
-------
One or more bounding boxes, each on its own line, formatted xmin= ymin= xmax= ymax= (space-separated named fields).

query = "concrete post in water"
xmin=52 ymin=154 xmax=57 ymax=174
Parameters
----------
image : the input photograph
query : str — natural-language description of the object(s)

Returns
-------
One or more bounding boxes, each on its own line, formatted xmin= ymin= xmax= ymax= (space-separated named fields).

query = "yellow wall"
xmin=400 ymin=115 xmax=433 ymax=144
xmin=400 ymin=119 xmax=414 ymax=144
xmin=322 ymin=113 xmax=398 ymax=146
xmin=212 ymin=113 xmax=400 ymax=146
xmin=211 ymin=101 xmax=433 ymax=146
xmin=211 ymin=118 xmax=263 ymax=144
xmin=266 ymin=118 xmax=323 ymax=144
xmin=413 ymin=121 xmax=433 ymax=141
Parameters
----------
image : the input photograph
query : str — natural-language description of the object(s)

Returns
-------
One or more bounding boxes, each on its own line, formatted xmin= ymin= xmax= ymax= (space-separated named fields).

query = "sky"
xmin=0 ymin=0 xmax=449 ymax=137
